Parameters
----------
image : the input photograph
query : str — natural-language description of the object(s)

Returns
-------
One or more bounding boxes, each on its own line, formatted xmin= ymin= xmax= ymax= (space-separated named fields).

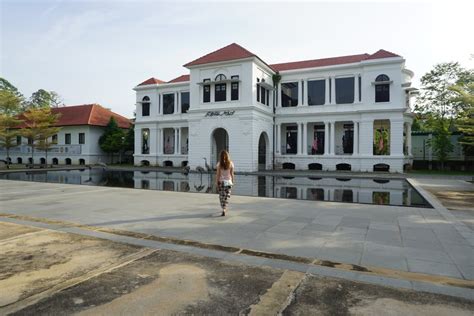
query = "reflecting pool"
xmin=0 ymin=169 xmax=432 ymax=208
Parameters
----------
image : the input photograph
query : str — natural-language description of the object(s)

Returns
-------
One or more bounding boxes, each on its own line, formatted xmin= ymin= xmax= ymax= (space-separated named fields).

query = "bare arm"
xmin=216 ymin=164 xmax=221 ymax=186
xmin=231 ymin=163 xmax=235 ymax=182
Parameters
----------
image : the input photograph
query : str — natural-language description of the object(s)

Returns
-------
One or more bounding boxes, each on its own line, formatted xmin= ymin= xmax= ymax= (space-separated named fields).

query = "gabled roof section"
xmin=168 ymin=74 xmax=190 ymax=83
xmin=366 ymin=49 xmax=401 ymax=60
xmin=184 ymin=43 xmax=257 ymax=67
xmin=17 ymin=104 xmax=131 ymax=129
xmin=137 ymin=77 xmax=166 ymax=86
xmin=270 ymin=49 xmax=402 ymax=72
xmin=271 ymin=54 xmax=370 ymax=72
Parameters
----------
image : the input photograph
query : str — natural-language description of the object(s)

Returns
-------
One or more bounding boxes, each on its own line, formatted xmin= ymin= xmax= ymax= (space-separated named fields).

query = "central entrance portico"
xmin=211 ymin=128 xmax=229 ymax=168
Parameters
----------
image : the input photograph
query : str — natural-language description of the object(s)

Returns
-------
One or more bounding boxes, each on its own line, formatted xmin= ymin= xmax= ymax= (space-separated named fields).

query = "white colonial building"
xmin=3 ymin=104 xmax=131 ymax=165
xmin=133 ymin=43 xmax=415 ymax=172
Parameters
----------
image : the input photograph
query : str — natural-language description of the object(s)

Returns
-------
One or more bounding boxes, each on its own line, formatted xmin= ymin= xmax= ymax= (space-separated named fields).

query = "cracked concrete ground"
xmin=1 ymin=222 xmax=473 ymax=315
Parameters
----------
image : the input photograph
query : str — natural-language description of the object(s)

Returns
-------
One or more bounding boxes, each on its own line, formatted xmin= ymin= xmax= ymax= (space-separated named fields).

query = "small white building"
xmin=3 ymin=104 xmax=131 ymax=165
xmin=133 ymin=43 xmax=415 ymax=172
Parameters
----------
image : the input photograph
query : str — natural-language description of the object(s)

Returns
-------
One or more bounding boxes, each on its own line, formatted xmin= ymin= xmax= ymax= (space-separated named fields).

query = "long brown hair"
xmin=219 ymin=150 xmax=231 ymax=170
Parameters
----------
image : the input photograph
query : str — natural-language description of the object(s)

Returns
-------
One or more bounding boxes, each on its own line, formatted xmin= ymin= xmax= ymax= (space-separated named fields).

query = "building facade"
xmin=2 ymin=104 xmax=131 ymax=165
xmin=134 ymin=43 xmax=415 ymax=172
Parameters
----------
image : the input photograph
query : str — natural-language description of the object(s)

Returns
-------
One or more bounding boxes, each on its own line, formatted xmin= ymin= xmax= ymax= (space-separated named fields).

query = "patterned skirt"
xmin=218 ymin=182 xmax=232 ymax=209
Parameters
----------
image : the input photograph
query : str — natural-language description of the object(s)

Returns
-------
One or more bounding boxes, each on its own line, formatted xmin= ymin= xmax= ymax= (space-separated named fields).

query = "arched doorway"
xmin=258 ymin=132 xmax=268 ymax=171
xmin=211 ymin=128 xmax=229 ymax=168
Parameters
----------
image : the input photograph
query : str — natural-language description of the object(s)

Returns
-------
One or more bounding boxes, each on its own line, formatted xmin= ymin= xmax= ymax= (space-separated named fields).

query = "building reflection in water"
xmin=0 ymin=169 xmax=431 ymax=208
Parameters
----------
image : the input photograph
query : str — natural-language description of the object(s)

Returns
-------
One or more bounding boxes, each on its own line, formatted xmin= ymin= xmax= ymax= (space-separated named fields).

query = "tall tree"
xmin=450 ymin=82 xmax=474 ymax=156
xmin=0 ymin=90 xmax=23 ymax=168
xmin=0 ymin=78 xmax=24 ymax=100
xmin=415 ymin=63 xmax=473 ymax=167
xmin=21 ymin=107 xmax=61 ymax=165
xmin=99 ymin=117 xmax=126 ymax=163
xmin=415 ymin=62 xmax=473 ymax=118
xmin=27 ymin=89 xmax=53 ymax=109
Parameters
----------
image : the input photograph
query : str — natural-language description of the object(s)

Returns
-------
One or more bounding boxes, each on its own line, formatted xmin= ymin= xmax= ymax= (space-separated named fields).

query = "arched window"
xmin=375 ymin=74 xmax=390 ymax=102
xmin=215 ymin=74 xmax=226 ymax=81
xmin=375 ymin=74 xmax=390 ymax=82
xmin=142 ymin=96 xmax=150 ymax=116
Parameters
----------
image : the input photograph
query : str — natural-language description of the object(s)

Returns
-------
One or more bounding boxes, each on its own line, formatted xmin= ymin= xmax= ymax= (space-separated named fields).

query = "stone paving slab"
xmin=1 ymin=179 xmax=473 ymax=283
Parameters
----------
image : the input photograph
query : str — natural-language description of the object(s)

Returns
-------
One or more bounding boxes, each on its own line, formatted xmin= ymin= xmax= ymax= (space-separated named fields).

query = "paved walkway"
xmin=1 ymin=179 xmax=473 ymax=282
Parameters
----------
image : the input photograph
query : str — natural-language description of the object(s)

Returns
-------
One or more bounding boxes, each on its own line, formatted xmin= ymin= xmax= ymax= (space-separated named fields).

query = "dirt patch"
xmin=350 ymin=298 xmax=473 ymax=316
xmin=426 ymin=189 xmax=474 ymax=212
xmin=0 ymin=228 xmax=142 ymax=308
xmin=283 ymin=274 xmax=474 ymax=316
xmin=0 ymin=222 xmax=40 ymax=241
xmin=78 ymin=264 xmax=209 ymax=315
xmin=13 ymin=250 xmax=284 ymax=315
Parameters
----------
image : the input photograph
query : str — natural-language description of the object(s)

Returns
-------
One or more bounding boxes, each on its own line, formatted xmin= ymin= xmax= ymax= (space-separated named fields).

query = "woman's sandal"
xmin=221 ymin=210 xmax=226 ymax=216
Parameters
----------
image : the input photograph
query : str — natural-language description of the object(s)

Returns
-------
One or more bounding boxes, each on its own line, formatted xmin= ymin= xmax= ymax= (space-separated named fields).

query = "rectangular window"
xmin=27 ymin=137 xmax=33 ymax=145
xmin=231 ymin=82 xmax=239 ymax=101
xmin=266 ymin=90 xmax=270 ymax=106
xmin=181 ymin=92 xmax=190 ymax=113
xmin=163 ymin=93 xmax=175 ymax=114
xmin=308 ymin=79 xmax=326 ymax=105
xmin=286 ymin=125 xmax=298 ymax=154
xmin=358 ymin=76 xmax=362 ymax=102
xmin=281 ymin=82 xmax=299 ymax=107
xmin=52 ymin=134 xmax=58 ymax=144
xmin=261 ymin=86 xmax=266 ymax=105
xmin=65 ymin=133 xmax=71 ymax=144
xmin=231 ymin=75 xmax=239 ymax=80
xmin=79 ymin=133 xmax=85 ymax=144
xmin=16 ymin=135 xmax=21 ymax=145
xmin=335 ymin=77 xmax=355 ymax=104
xmin=142 ymin=128 xmax=149 ymax=154
xmin=215 ymin=83 xmax=226 ymax=102
xmin=142 ymin=102 xmax=150 ymax=116
xmin=375 ymin=84 xmax=390 ymax=102
xmin=203 ymin=85 xmax=210 ymax=103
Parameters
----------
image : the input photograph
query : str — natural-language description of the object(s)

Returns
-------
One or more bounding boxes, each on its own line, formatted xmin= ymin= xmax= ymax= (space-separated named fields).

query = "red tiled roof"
xmin=168 ymin=74 xmax=190 ymax=83
xmin=138 ymin=77 xmax=166 ymax=86
xmin=366 ymin=49 xmax=401 ymax=60
xmin=17 ymin=104 xmax=131 ymax=129
xmin=271 ymin=49 xmax=401 ymax=72
xmin=184 ymin=43 xmax=257 ymax=67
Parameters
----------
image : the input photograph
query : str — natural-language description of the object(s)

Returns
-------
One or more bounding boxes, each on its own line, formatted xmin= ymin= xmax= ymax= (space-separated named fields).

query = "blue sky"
xmin=1 ymin=0 xmax=473 ymax=117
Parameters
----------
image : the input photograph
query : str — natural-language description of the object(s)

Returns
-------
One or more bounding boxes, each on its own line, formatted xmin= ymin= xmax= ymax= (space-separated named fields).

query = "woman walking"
xmin=216 ymin=150 xmax=234 ymax=216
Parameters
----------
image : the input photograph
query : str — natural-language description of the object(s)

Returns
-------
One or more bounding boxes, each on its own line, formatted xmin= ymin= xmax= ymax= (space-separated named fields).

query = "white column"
xmin=298 ymin=81 xmax=303 ymax=106
xmin=175 ymin=93 xmax=179 ymax=114
xmin=354 ymin=74 xmax=359 ymax=103
xmin=303 ymin=122 xmax=308 ymax=155
xmin=277 ymin=83 xmax=282 ymax=108
xmin=353 ymin=121 xmax=359 ymax=155
xmin=178 ymin=127 xmax=181 ymax=154
xmin=330 ymin=121 xmax=336 ymax=155
xmin=135 ymin=128 xmax=142 ymax=156
xmin=359 ymin=120 xmax=373 ymax=156
xmin=303 ymin=80 xmax=308 ymax=106
xmin=157 ymin=94 xmax=160 ymax=115
xmin=158 ymin=128 xmax=163 ymax=155
xmin=330 ymin=77 xmax=336 ymax=105
xmin=324 ymin=122 xmax=329 ymax=155
xmin=297 ymin=123 xmax=302 ymax=155
xmin=174 ymin=128 xmax=178 ymax=154
xmin=390 ymin=119 xmax=404 ymax=156
xmin=276 ymin=124 xmax=281 ymax=153
xmin=407 ymin=123 xmax=412 ymax=156
xmin=325 ymin=78 xmax=330 ymax=105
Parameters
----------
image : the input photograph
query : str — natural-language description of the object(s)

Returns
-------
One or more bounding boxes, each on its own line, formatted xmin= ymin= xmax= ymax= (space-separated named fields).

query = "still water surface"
xmin=0 ymin=169 xmax=431 ymax=208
